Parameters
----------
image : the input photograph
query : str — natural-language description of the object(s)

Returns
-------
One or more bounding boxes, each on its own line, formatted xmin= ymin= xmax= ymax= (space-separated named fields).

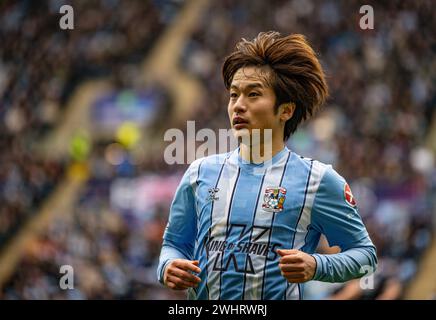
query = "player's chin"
xmin=231 ymin=127 xmax=250 ymax=140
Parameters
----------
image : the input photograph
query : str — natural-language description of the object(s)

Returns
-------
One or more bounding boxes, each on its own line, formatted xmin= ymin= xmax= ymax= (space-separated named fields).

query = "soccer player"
xmin=157 ymin=31 xmax=377 ymax=300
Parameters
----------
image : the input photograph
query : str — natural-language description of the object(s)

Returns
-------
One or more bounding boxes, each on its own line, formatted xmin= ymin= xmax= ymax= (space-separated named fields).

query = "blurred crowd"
xmin=1 ymin=142 xmax=182 ymax=299
xmin=0 ymin=0 xmax=178 ymax=248
xmin=1 ymin=0 xmax=435 ymax=299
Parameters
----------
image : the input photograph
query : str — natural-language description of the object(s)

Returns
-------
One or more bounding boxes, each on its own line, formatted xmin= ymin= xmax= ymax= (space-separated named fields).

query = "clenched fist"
xmin=163 ymin=259 xmax=202 ymax=290
xmin=277 ymin=249 xmax=317 ymax=283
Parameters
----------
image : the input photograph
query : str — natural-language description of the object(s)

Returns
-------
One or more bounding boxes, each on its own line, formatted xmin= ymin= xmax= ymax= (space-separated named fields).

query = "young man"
xmin=157 ymin=31 xmax=377 ymax=300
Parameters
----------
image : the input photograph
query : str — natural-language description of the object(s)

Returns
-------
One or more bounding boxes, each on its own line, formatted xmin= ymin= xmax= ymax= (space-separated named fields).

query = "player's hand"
xmin=163 ymin=259 xmax=202 ymax=290
xmin=277 ymin=249 xmax=316 ymax=283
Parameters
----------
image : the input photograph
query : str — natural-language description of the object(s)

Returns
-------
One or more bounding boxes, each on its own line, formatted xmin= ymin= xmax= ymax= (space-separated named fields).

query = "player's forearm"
xmin=311 ymin=245 xmax=377 ymax=283
xmin=157 ymin=241 xmax=193 ymax=284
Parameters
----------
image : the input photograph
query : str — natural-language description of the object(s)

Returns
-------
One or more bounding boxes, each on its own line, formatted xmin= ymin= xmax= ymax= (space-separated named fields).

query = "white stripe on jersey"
xmin=207 ymin=156 xmax=240 ymax=300
xmin=189 ymin=158 xmax=204 ymax=218
xmin=285 ymin=159 xmax=329 ymax=300
xmin=243 ymin=151 xmax=290 ymax=300
xmin=189 ymin=158 xmax=203 ymax=194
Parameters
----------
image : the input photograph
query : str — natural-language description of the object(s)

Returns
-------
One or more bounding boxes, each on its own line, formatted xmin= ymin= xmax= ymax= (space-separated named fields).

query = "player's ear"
xmin=279 ymin=102 xmax=295 ymax=122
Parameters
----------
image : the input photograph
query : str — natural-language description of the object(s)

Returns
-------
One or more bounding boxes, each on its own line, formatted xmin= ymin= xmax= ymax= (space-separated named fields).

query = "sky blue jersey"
xmin=157 ymin=147 xmax=377 ymax=300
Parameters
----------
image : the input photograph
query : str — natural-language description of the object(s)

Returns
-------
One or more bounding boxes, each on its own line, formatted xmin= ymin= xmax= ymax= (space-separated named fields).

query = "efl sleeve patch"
xmin=344 ymin=183 xmax=357 ymax=207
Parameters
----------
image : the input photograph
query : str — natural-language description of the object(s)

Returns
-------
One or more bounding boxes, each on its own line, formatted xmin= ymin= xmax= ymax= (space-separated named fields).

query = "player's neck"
xmin=239 ymin=139 xmax=285 ymax=164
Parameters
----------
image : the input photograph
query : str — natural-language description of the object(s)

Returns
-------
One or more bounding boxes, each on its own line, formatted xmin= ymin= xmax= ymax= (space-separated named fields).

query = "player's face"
xmin=228 ymin=66 xmax=282 ymax=142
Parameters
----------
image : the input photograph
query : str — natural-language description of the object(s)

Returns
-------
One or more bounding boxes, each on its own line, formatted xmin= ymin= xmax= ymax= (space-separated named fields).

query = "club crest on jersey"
xmin=344 ymin=183 xmax=356 ymax=207
xmin=262 ymin=187 xmax=287 ymax=212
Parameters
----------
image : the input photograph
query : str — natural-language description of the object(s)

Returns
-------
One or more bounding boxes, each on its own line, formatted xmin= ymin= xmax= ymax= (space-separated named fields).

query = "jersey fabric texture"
xmin=157 ymin=147 xmax=377 ymax=300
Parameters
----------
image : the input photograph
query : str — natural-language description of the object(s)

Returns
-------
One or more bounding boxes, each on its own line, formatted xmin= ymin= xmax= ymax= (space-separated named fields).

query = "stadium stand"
xmin=0 ymin=0 xmax=179 ymax=249
xmin=0 ymin=0 xmax=434 ymax=299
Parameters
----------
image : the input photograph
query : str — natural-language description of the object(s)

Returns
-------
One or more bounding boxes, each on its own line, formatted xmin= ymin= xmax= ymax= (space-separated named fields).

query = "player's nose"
xmin=232 ymin=96 xmax=247 ymax=113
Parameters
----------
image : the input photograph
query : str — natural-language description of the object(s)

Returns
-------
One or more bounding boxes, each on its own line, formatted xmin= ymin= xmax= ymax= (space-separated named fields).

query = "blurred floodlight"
xmin=116 ymin=122 xmax=141 ymax=149
xmin=410 ymin=147 xmax=434 ymax=174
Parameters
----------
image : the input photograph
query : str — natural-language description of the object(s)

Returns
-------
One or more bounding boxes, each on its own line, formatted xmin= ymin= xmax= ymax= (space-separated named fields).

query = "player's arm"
xmin=156 ymin=163 xmax=202 ymax=289
xmin=309 ymin=166 xmax=378 ymax=283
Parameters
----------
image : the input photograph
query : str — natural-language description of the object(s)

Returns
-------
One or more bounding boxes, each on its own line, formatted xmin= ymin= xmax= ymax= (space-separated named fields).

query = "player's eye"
xmin=248 ymin=92 xmax=260 ymax=97
xmin=230 ymin=92 xmax=238 ymax=98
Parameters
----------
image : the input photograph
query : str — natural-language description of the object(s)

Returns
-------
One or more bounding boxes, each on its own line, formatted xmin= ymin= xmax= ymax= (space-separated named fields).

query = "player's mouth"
xmin=232 ymin=116 xmax=249 ymax=130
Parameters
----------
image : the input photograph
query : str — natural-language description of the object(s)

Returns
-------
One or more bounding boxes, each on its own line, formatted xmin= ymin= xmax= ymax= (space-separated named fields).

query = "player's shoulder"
xmin=292 ymin=152 xmax=346 ymax=187
xmin=293 ymin=153 xmax=358 ymax=210
xmin=292 ymin=153 xmax=332 ymax=176
xmin=186 ymin=151 xmax=233 ymax=173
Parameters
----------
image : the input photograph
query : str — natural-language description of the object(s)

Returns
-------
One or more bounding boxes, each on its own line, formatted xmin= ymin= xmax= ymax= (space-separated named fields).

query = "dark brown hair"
xmin=222 ymin=31 xmax=328 ymax=141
